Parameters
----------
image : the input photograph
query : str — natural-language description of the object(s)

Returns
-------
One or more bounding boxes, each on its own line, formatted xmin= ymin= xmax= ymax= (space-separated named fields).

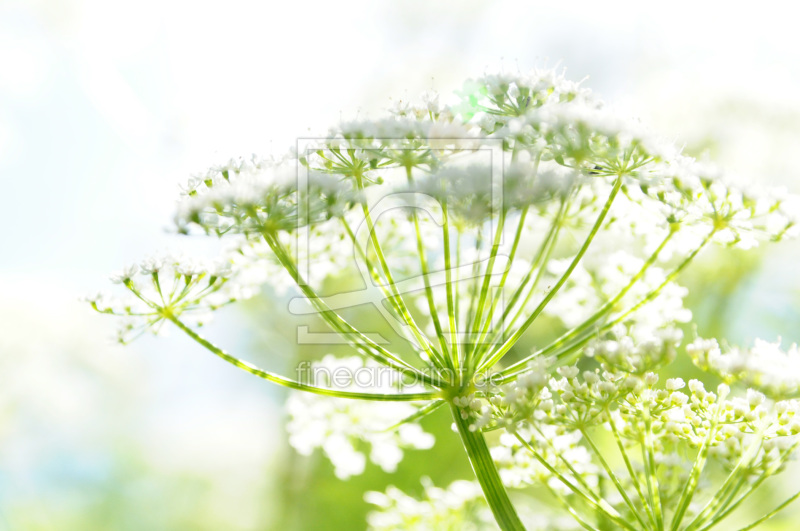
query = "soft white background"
xmin=2 ymin=0 xmax=800 ymax=527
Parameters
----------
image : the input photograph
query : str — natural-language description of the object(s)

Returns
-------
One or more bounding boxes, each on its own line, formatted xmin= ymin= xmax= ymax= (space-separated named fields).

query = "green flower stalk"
xmin=90 ymin=68 xmax=800 ymax=530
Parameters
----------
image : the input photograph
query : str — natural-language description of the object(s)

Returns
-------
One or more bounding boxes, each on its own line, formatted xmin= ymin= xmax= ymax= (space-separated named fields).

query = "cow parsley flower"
xmin=286 ymin=356 xmax=434 ymax=479
xmin=91 ymin=66 xmax=800 ymax=531
xmin=688 ymin=337 xmax=800 ymax=397
xmin=365 ymin=479 xmax=493 ymax=531
xmin=87 ymin=253 xmax=253 ymax=343
xmin=478 ymin=332 xmax=800 ymax=530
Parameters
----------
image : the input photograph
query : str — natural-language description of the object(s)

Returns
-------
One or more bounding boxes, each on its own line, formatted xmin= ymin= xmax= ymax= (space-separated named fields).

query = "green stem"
xmin=464 ymin=228 xmax=485 ymax=336
xmin=265 ymin=235 xmax=443 ymax=388
xmin=671 ymin=393 xmax=729 ymax=531
xmin=382 ymin=400 xmax=445 ymax=431
xmin=499 ymin=226 xmax=714 ymax=384
xmin=479 ymin=176 xmax=623 ymax=372
xmin=548 ymin=485 xmax=597 ymax=531
xmin=472 ymin=207 xmax=529 ymax=370
xmin=340 ymin=217 xmax=439 ymax=365
xmin=454 ymin=230 xmax=463 ymax=332
xmin=450 ymin=404 xmax=525 ymax=531
xmin=404 ymin=165 xmax=453 ymax=371
xmin=502 ymin=198 xmax=566 ymax=334
xmin=512 ymin=432 xmax=634 ymax=530
xmin=581 ymin=428 xmax=651 ymax=530
xmin=607 ymin=408 xmax=657 ymax=527
xmin=355 ymin=173 xmax=441 ymax=362
xmin=442 ymin=201 xmax=462 ymax=370
xmin=467 ymin=209 xmax=506 ymax=368
xmin=642 ymin=411 xmax=665 ymax=530
xmin=735 ymin=489 xmax=800 ymax=531
xmin=167 ymin=314 xmax=438 ymax=401
xmin=696 ymin=474 xmax=766 ymax=531
xmin=603 ymin=228 xmax=716 ymax=330
xmin=689 ymin=437 xmax=791 ymax=531
xmin=499 ymin=228 xmax=674 ymax=379
xmin=530 ymin=425 xmax=600 ymax=497
xmin=470 ymin=195 xmax=569 ymax=367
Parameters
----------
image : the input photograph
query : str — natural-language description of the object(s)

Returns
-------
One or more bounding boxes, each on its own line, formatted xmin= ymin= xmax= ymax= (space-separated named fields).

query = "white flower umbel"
xmin=287 ymin=355 xmax=434 ymax=479
xmin=91 ymin=66 xmax=800 ymax=531
xmin=365 ymin=478 xmax=493 ymax=531
xmin=483 ymin=331 xmax=800 ymax=531
xmin=87 ymin=253 xmax=252 ymax=343
xmin=366 ymin=477 xmax=586 ymax=531
xmin=688 ymin=337 xmax=800 ymax=397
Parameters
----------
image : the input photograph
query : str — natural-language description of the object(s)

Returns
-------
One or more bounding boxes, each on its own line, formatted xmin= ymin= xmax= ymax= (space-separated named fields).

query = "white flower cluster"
xmin=286 ymin=356 xmax=434 ymax=479
xmin=86 ymin=253 xmax=259 ymax=343
xmin=365 ymin=476 xmax=583 ymax=531
xmin=91 ymin=66 xmax=800 ymax=531
xmin=460 ymin=69 xmax=798 ymax=249
xmin=492 ymin=424 xmax=599 ymax=495
xmin=586 ymin=323 xmax=684 ymax=375
xmin=101 ymin=67 xmax=799 ymax=367
xmin=471 ymin=330 xmax=800 ymax=529
xmin=113 ymin=67 xmax=799 ymax=331
xmin=650 ymin=174 xmax=800 ymax=249
xmin=176 ymin=154 xmax=360 ymax=237
xmin=688 ymin=337 xmax=800 ymax=397
xmin=365 ymin=478 xmax=493 ymax=531
xmin=545 ymin=250 xmax=691 ymax=331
